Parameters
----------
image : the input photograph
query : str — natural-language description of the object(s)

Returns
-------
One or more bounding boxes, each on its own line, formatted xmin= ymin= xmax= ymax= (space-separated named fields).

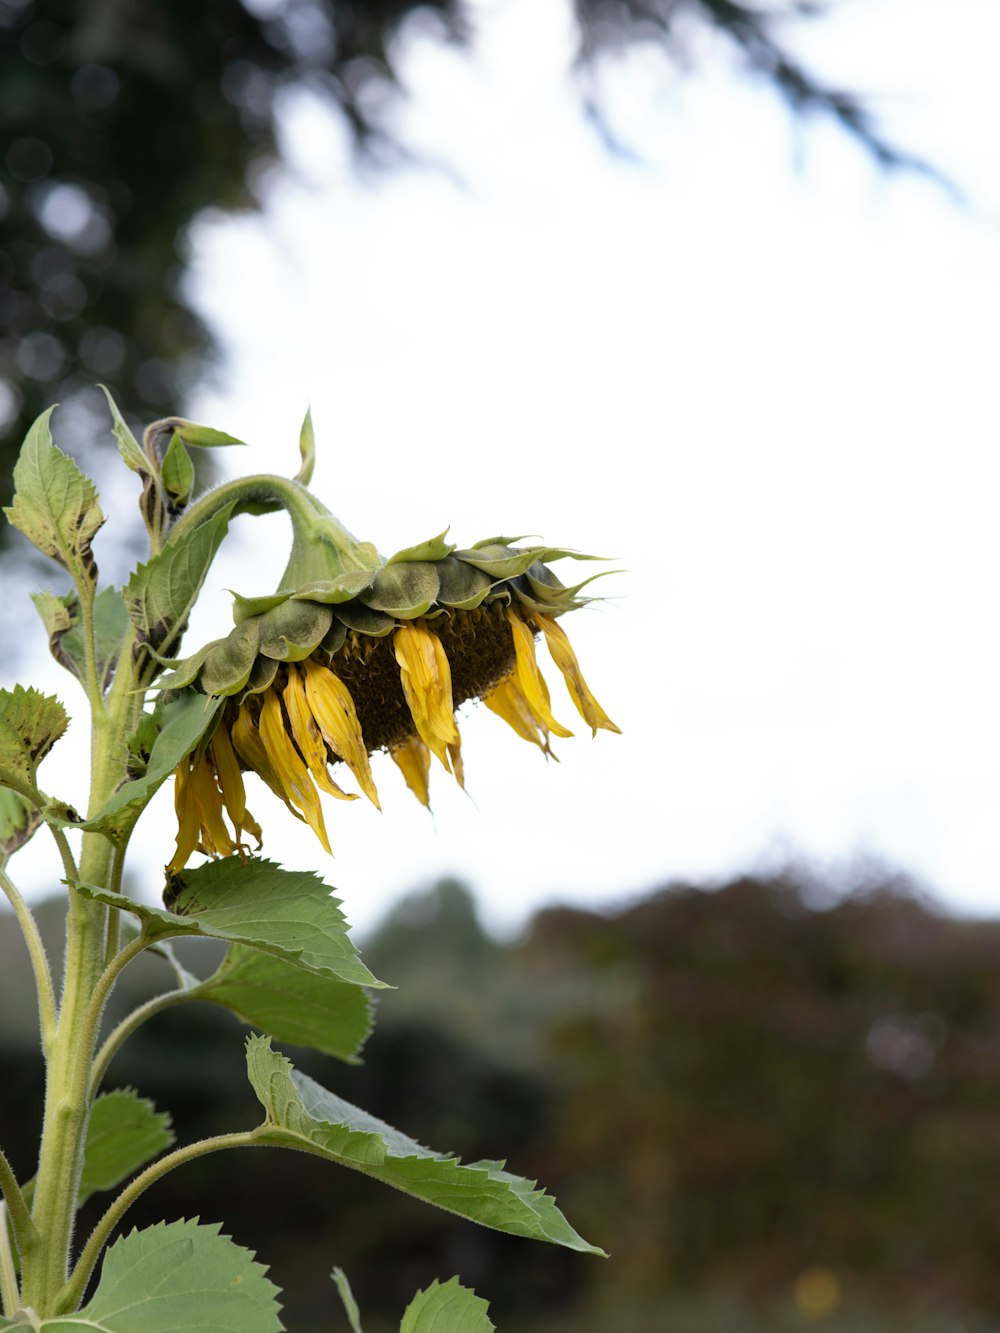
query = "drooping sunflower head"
xmin=163 ymin=524 xmax=618 ymax=874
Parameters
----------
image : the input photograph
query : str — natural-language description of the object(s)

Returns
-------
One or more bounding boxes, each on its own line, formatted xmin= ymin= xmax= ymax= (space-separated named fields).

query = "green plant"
xmin=0 ymin=395 xmax=617 ymax=1330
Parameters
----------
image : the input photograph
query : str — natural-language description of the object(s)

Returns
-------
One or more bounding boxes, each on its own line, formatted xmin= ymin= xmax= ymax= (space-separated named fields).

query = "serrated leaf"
xmin=99 ymin=385 xmax=148 ymax=476
xmin=161 ymin=433 xmax=195 ymax=507
xmin=174 ymin=420 xmax=246 ymax=448
xmin=331 ymin=1268 xmax=364 ymax=1333
xmin=0 ymin=787 xmax=41 ymax=855
xmin=76 ymin=858 xmax=385 ymax=989
xmin=4 ymin=407 xmax=104 ymax=589
xmin=196 ymin=947 xmax=374 ymax=1063
xmin=82 ymin=691 xmax=224 ymax=839
xmin=79 ymin=1091 xmax=175 ymax=1206
xmin=247 ymin=1038 xmax=604 ymax=1255
xmin=125 ymin=501 xmax=236 ymax=665
xmin=401 ymin=1278 xmax=495 ymax=1333
xmin=70 ymin=1218 xmax=282 ymax=1331
xmin=295 ymin=409 xmax=315 ymax=486
xmin=0 ymin=686 xmax=69 ymax=797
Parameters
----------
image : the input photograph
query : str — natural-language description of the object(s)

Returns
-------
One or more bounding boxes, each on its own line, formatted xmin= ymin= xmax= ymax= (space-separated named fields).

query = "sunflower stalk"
xmin=0 ymin=393 xmax=616 ymax=1327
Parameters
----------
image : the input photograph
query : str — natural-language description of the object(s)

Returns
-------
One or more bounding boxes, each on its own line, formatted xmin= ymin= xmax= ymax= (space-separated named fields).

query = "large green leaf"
xmin=55 ymin=1219 xmax=282 ymax=1331
xmin=196 ymin=946 xmax=374 ymax=1063
xmin=4 ymin=407 xmax=104 ymax=589
xmin=79 ymin=1091 xmax=175 ymax=1206
xmin=125 ymin=501 xmax=236 ymax=666
xmin=0 ymin=686 xmax=69 ymax=798
xmin=400 ymin=1278 xmax=495 ymax=1333
xmin=82 ymin=690 xmax=223 ymax=839
xmin=247 ymin=1037 xmax=604 ymax=1255
xmin=75 ymin=859 xmax=384 ymax=990
xmin=0 ymin=787 xmax=41 ymax=855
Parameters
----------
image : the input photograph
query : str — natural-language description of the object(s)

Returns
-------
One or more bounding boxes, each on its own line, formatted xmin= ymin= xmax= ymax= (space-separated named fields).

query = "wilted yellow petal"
xmin=393 ymin=622 xmax=459 ymax=771
xmin=535 ymin=613 xmax=621 ymax=736
xmin=301 ymin=658 xmax=380 ymax=809
xmin=504 ymin=608 xmax=573 ymax=739
xmin=390 ymin=735 xmax=431 ymax=807
xmin=284 ymin=665 xmax=359 ymax=804
xmin=209 ymin=724 xmax=262 ymax=851
xmin=232 ymin=701 xmax=293 ymax=813
xmin=447 ymin=732 xmax=465 ymax=790
xmin=168 ymin=758 xmax=203 ymax=874
xmin=188 ymin=753 xmax=236 ymax=858
xmin=258 ymin=687 xmax=332 ymax=855
xmin=483 ymin=673 xmax=558 ymax=758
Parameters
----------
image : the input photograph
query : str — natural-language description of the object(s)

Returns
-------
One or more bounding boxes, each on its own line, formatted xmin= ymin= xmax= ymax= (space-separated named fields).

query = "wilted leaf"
xmin=0 ymin=787 xmax=41 ymax=855
xmin=0 ymin=686 xmax=69 ymax=797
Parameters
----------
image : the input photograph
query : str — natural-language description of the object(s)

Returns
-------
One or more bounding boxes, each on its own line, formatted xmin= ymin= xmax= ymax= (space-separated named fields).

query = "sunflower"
xmin=163 ymin=527 xmax=618 ymax=875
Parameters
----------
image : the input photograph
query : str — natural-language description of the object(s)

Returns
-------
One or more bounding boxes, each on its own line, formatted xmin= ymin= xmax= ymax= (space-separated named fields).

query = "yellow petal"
xmin=258 ymin=687 xmax=332 ymax=855
xmin=483 ymin=673 xmax=557 ymax=758
xmin=188 ymin=753 xmax=236 ymax=858
xmin=393 ymin=622 xmax=460 ymax=771
xmin=504 ymin=608 xmax=573 ymax=739
xmin=447 ymin=732 xmax=465 ymax=790
xmin=209 ymin=724 xmax=262 ymax=850
xmin=168 ymin=758 xmax=202 ymax=874
xmin=535 ymin=613 xmax=621 ymax=736
xmin=301 ymin=658 xmax=380 ymax=809
xmin=284 ymin=665 xmax=359 ymax=804
xmin=390 ymin=735 xmax=431 ymax=807
xmin=232 ymin=701 xmax=294 ymax=813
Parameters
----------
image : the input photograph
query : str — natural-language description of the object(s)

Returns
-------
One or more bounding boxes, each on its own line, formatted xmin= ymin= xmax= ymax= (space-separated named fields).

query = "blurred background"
xmin=2 ymin=0 xmax=1000 ymax=1328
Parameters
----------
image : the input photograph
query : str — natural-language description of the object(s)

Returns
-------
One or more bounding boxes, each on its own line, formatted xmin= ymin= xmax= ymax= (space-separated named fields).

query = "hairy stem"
xmin=0 ymin=1202 xmax=19 ymax=1318
xmin=59 ymin=1131 xmax=264 ymax=1313
xmin=89 ymin=988 xmax=191 ymax=1098
xmin=0 ymin=864 xmax=55 ymax=1054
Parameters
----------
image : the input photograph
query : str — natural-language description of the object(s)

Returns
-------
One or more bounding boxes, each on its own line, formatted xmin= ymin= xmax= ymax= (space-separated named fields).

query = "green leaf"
xmin=400 ymin=1278 xmax=495 ymax=1333
xmin=247 ymin=1038 xmax=604 ymax=1255
xmin=76 ymin=858 xmax=386 ymax=989
xmin=4 ymin=407 xmax=104 ymax=590
xmin=125 ymin=501 xmax=236 ymax=665
xmin=70 ymin=1218 xmax=282 ymax=1331
xmin=0 ymin=686 xmax=69 ymax=798
xmin=161 ymin=432 xmax=195 ymax=508
xmin=362 ymin=563 xmax=440 ymax=619
xmin=31 ymin=587 xmax=129 ymax=693
xmin=82 ymin=691 xmax=224 ymax=839
xmin=295 ymin=408 xmax=315 ymax=486
xmin=99 ymin=385 xmax=148 ymax=476
xmin=174 ymin=420 xmax=246 ymax=448
xmin=387 ymin=529 xmax=455 ymax=566
xmin=0 ymin=787 xmax=41 ymax=855
xmin=196 ymin=947 xmax=374 ymax=1063
xmin=331 ymin=1268 xmax=364 ymax=1333
xmin=79 ymin=1090 xmax=175 ymax=1206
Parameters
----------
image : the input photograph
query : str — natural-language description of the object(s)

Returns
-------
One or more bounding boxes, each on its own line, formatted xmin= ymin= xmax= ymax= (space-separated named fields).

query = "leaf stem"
xmin=0 ymin=864 xmax=55 ymax=1052
xmin=0 ymin=1201 xmax=20 ymax=1317
xmin=0 ymin=1150 xmax=38 ymax=1261
xmin=59 ymin=1130 xmax=264 ymax=1313
xmin=89 ymin=988 xmax=191 ymax=1098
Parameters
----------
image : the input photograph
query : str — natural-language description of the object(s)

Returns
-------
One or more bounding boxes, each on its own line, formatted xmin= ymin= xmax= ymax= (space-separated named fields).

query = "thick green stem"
xmin=19 ymin=639 xmax=142 ymax=1315
xmin=58 ymin=1131 xmax=264 ymax=1314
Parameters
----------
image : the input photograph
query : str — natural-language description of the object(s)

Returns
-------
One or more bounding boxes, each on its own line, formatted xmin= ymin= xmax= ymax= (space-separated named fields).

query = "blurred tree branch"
xmin=0 ymin=0 xmax=930 ymax=547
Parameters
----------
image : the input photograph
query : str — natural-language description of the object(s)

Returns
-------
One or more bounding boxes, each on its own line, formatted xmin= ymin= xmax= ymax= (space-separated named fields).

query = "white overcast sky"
xmin=7 ymin=0 xmax=1000 ymax=935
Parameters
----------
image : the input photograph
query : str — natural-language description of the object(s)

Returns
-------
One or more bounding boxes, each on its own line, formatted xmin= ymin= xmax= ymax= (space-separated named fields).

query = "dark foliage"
xmin=0 ymin=0 xmax=926 ymax=547
xmin=4 ymin=869 xmax=1000 ymax=1330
